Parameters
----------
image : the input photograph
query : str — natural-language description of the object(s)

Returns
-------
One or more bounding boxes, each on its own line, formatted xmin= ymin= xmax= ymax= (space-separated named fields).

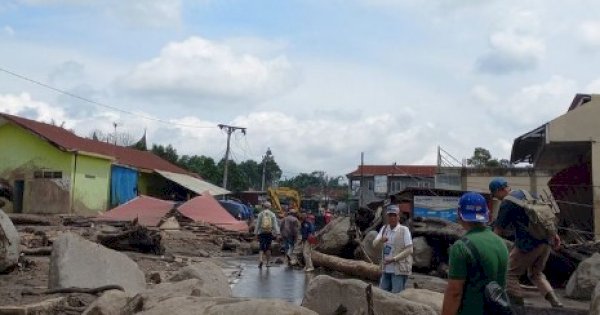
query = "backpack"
xmin=461 ymin=238 xmax=514 ymax=315
xmin=504 ymin=189 xmax=558 ymax=241
xmin=260 ymin=211 xmax=273 ymax=233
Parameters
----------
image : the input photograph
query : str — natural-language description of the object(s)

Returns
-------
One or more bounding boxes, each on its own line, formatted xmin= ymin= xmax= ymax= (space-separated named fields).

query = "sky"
xmin=1 ymin=0 xmax=600 ymax=179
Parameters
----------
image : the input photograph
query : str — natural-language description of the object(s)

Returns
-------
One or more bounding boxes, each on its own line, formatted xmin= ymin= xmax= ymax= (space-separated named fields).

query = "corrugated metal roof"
xmin=0 ymin=113 xmax=188 ymax=174
xmin=96 ymin=195 xmax=175 ymax=227
xmin=156 ymin=170 xmax=230 ymax=196
xmin=347 ymin=165 xmax=437 ymax=177
xmin=178 ymin=193 xmax=248 ymax=232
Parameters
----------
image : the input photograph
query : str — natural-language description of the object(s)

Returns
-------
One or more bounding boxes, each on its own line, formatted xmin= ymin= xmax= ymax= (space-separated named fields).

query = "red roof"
xmin=347 ymin=165 xmax=437 ymax=177
xmin=178 ymin=192 xmax=249 ymax=232
xmin=96 ymin=196 xmax=175 ymax=227
xmin=0 ymin=113 xmax=187 ymax=174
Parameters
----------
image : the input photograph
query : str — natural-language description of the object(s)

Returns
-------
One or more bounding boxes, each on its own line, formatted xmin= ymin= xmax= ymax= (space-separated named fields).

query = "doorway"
xmin=13 ymin=180 xmax=24 ymax=213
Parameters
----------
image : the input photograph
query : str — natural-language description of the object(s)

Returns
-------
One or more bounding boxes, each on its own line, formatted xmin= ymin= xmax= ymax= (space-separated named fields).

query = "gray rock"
xmin=168 ymin=262 xmax=232 ymax=297
xmin=0 ymin=209 xmax=20 ymax=272
xmin=82 ymin=290 xmax=133 ymax=315
xmin=125 ymin=279 xmax=216 ymax=312
xmin=49 ymin=233 xmax=146 ymax=294
xmin=316 ymin=217 xmax=351 ymax=256
xmin=398 ymin=288 xmax=443 ymax=314
xmin=412 ymin=237 xmax=433 ymax=269
xmin=591 ymin=282 xmax=600 ymax=315
xmin=566 ymin=253 xmax=600 ymax=300
xmin=0 ymin=297 xmax=65 ymax=314
xmin=302 ymin=275 xmax=437 ymax=315
xmin=360 ymin=230 xmax=382 ymax=264
xmin=138 ymin=296 xmax=317 ymax=315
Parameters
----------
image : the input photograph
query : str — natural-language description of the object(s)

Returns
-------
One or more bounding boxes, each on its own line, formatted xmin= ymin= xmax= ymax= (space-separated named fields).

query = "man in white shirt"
xmin=373 ymin=205 xmax=413 ymax=293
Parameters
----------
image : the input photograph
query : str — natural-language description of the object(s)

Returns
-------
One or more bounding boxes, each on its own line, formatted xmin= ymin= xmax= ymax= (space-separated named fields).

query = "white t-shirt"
xmin=379 ymin=224 xmax=412 ymax=273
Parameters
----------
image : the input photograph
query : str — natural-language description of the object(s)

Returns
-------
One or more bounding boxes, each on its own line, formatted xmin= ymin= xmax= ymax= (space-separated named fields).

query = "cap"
xmin=263 ymin=201 xmax=272 ymax=208
xmin=489 ymin=177 xmax=508 ymax=193
xmin=458 ymin=192 xmax=489 ymax=223
xmin=386 ymin=205 xmax=400 ymax=215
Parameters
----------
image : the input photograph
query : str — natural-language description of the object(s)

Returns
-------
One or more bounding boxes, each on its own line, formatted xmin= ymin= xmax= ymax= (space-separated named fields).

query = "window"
xmin=34 ymin=170 xmax=63 ymax=179
xmin=390 ymin=181 xmax=405 ymax=192
xmin=367 ymin=180 xmax=374 ymax=191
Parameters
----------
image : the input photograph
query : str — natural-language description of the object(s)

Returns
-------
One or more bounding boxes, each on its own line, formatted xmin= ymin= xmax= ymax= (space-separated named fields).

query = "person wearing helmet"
xmin=490 ymin=178 xmax=563 ymax=308
xmin=442 ymin=192 xmax=509 ymax=315
xmin=373 ymin=204 xmax=413 ymax=293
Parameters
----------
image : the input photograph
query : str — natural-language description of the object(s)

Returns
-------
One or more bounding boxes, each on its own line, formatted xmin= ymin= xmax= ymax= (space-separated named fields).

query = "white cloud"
xmin=476 ymin=31 xmax=545 ymax=74
xmin=584 ymin=78 xmax=600 ymax=94
xmin=0 ymin=92 xmax=68 ymax=124
xmin=2 ymin=26 xmax=14 ymax=37
xmin=18 ymin=0 xmax=181 ymax=27
xmin=579 ymin=21 xmax=600 ymax=48
xmin=118 ymin=36 xmax=297 ymax=106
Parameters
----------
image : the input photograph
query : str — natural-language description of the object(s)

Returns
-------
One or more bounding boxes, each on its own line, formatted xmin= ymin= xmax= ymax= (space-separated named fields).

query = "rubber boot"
xmin=545 ymin=291 xmax=564 ymax=308
xmin=258 ymin=252 xmax=264 ymax=269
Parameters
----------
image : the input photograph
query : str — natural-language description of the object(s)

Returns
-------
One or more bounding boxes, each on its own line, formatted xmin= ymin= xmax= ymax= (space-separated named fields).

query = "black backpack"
xmin=461 ymin=238 xmax=514 ymax=315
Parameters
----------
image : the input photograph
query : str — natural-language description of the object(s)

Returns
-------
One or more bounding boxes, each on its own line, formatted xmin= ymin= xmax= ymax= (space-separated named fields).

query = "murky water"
xmin=229 ymin=256 xmax=318 ymax=304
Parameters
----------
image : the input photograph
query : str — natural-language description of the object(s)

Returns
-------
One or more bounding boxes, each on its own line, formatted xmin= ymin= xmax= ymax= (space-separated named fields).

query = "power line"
xmin=0 ymin=66 xmax=216 ymax=129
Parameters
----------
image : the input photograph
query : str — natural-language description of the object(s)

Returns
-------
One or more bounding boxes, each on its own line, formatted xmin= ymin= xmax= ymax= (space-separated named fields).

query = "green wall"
xmin=72 ymin=154 xmax=111 ymax=214
xmin=0 ymin=123 xmax=74 ymax=213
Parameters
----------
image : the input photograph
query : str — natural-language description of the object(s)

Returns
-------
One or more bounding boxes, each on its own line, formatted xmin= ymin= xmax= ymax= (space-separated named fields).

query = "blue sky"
xmin=1 ymin=0 xmax=600 ymax=177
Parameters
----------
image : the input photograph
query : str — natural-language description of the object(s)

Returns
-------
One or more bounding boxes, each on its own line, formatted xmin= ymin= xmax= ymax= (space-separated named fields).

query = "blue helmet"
xmin=489 ymin=177 xmax=508 ymax=193
xmin=458 ymin=192 xmax=489 ymax=223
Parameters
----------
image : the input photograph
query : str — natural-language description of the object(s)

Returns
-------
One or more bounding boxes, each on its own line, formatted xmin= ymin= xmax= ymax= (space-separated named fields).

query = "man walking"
xmin=300 ymin=213 xmax=315 ymax=272
xmin=490 ymin=178 xmax=563 ymax=307
xmin=442 ymin=192 xmax=509 ymax=315
xmin=254 ymin=201 xmax=280 ymax=269
xmin=280 ymin=208 xmax=300 ymax=266
xmin=373 ymin=205 xmax=413 ymax=293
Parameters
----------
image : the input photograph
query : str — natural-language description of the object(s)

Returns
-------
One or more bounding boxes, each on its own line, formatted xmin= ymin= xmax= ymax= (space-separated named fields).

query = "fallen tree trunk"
xmin=8 ymin=214 xmax=56 ymax=226
xmin=312 ymin=250 xmax=381 ymax=282
xmin=21 ymin=246 xmax=52 ymax=256
xmin=97 ymin=224 xmax=164 ymax=255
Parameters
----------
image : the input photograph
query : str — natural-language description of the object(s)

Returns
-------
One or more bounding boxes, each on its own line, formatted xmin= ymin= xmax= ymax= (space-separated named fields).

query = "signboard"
xmin=374 ymin=175 xmax=388 ymax=194
xmin=413 ymin=195 xmax=460 ymax=222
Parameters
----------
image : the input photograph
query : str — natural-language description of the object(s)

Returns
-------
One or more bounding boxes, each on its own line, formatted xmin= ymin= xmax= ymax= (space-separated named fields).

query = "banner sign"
xmin=374 ymin=175 xmax=388 ymax=194
xmin=413 ymin=195 xmax=460 ymax=222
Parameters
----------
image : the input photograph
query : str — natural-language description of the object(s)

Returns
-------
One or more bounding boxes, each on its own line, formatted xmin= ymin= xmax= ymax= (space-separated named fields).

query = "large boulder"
xmin=412 ymin=237 xmax=433 ymax=269
xmin=316 ymin=217 xmax=351 ymax=256
xmin=82 ymin=290 xmax=133 ymax=315
xmin=168 ymin=262 xmax=232 ymax=297
xmin=566 ymin=253 xmax=600 ymax=300
xmin=302 ymin=275 xmax=437 ymax=315
xmin=398 ymin=288 xmax=443 ymax=314
xmin=359 ymin=230 xmax=382 ymax=264
xmin=125 ymin=279 xmax=215 ymax=312
xmin=49 ymin=233 xmax=146 ymax=294
xmin=138 ymin=296 xmax=317 ymax=315
xmin=0 ymin=209 xmax=19 ymax=272
xmin=591 ymin=282 xmax=600 ymax=315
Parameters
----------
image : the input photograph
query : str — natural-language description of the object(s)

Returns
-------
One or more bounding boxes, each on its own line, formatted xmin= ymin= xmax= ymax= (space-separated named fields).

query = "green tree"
xmin=467 ymin=147 xmax=510 ymax=168
xmin=178 ymin=155 xmax=220 ymax=184
xmin=151 ymin=144 xmax=179 ymax=164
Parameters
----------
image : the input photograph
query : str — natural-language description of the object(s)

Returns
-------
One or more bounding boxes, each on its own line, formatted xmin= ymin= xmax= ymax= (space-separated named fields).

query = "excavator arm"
xmin=267 ymin=187 xmax=301 ymax=217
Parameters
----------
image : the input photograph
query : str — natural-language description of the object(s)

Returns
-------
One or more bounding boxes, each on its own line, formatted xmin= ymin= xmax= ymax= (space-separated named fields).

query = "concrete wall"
xmin=0 ymin=123 xmax=74 ymax=213
xmin=548 ymin=96 xmax=600 ymax=142
xmin=72 ymin=154 xmax=111 ymax=214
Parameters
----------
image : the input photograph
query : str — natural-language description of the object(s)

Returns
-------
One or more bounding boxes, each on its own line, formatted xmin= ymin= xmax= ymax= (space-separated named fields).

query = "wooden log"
xmin=311 ymin=250 xmax=381 ymax=282
xmin=8 ymin=214 xmax=56 ymax=226
xmin=21 ymin=246 xmax=52 ymax=256
xmin=97 ymin=224 xmax=164 ymax=255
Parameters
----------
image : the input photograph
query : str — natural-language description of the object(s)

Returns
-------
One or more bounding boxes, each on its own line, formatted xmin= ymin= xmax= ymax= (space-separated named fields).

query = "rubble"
xmin=49 ymin=233 xmax=147 ymax=294
xmin=0 ymin=209 xmax=19 ymax=273
xmin=301 ymin=275 xmax=437 ymax=315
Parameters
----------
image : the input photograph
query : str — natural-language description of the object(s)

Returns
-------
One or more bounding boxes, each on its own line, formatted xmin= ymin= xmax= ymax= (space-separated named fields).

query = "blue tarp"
xmin=110 ymin=166 xmax=139 ymax=208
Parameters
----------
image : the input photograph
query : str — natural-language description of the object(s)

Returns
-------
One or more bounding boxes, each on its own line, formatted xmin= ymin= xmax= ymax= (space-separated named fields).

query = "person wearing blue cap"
xmin=372 ymin=204 xmax=413 ymax=293
xmin=490 ymin=178 xmax=563 ymax=308
xmin=442 ymin=192 xmax=509 ymax=315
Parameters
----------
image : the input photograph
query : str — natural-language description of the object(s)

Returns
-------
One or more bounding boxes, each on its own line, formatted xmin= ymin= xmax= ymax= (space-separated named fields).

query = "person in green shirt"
xmin=442 ymin=192 xmax=509 ymax=315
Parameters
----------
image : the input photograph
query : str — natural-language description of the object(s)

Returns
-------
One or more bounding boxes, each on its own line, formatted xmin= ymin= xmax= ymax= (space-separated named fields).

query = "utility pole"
xmin=219 ymin=124 xmax=246 ymax=189
xmin=359 ymin=152 xmax=364 ymax=207
xmin=261 ymin=147 xmax=272 ymax=191
xmin=112 ymin=122 xmax=119 ymax=145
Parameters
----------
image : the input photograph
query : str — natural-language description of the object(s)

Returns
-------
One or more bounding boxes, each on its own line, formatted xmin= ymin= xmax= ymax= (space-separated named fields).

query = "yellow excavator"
xmin=267 ymin=187 xmax=301 ymax=217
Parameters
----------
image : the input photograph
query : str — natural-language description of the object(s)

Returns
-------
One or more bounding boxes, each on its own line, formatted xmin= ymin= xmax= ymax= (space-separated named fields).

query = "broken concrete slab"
xmin=566 ymin=253 xmax=600 ymax=300
xmin=49 ymin=232 xmax=146 ymax=294
xmin=168 ymin=262 xmax=232 ymax=297
xmin=0 ymin=209 xmax=19 ymax=273
xmin=301 ymin=275 xmax=437 ymax=315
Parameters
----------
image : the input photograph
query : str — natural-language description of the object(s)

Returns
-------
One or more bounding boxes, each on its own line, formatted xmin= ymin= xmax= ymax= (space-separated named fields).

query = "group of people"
xmin=253 ymin=201 xmax=316 ymax=272
xmin=373 ymin=177 xmax=563 ymax=315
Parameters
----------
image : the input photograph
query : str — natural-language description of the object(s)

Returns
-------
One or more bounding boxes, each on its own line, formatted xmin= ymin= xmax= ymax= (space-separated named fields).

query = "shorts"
xmin=258 ymin=233 xmax=274 ymax=252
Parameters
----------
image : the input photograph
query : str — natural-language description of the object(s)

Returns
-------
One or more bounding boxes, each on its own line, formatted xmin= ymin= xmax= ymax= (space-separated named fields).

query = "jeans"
xmin=283 ymin=237 xmax=296 ymax=256
xmin=379 ymin=272 xmax=408 ymax=293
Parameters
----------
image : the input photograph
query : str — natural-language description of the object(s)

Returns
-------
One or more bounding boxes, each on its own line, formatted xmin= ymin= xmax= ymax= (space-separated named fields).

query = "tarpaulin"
xmin=110 ymin=165 xmax=139 ymax=207
xmin=155 ymin=170 xmax=230 ymax=196
xmin=178 ymin=191 xmax=248 ymax=232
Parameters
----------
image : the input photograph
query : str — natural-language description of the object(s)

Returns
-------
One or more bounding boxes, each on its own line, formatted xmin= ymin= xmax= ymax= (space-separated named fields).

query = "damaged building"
xmin=511 ymin=93 xmax=600 ymax=240
xmin=0 ymin=113 xmax=228 ymax=215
